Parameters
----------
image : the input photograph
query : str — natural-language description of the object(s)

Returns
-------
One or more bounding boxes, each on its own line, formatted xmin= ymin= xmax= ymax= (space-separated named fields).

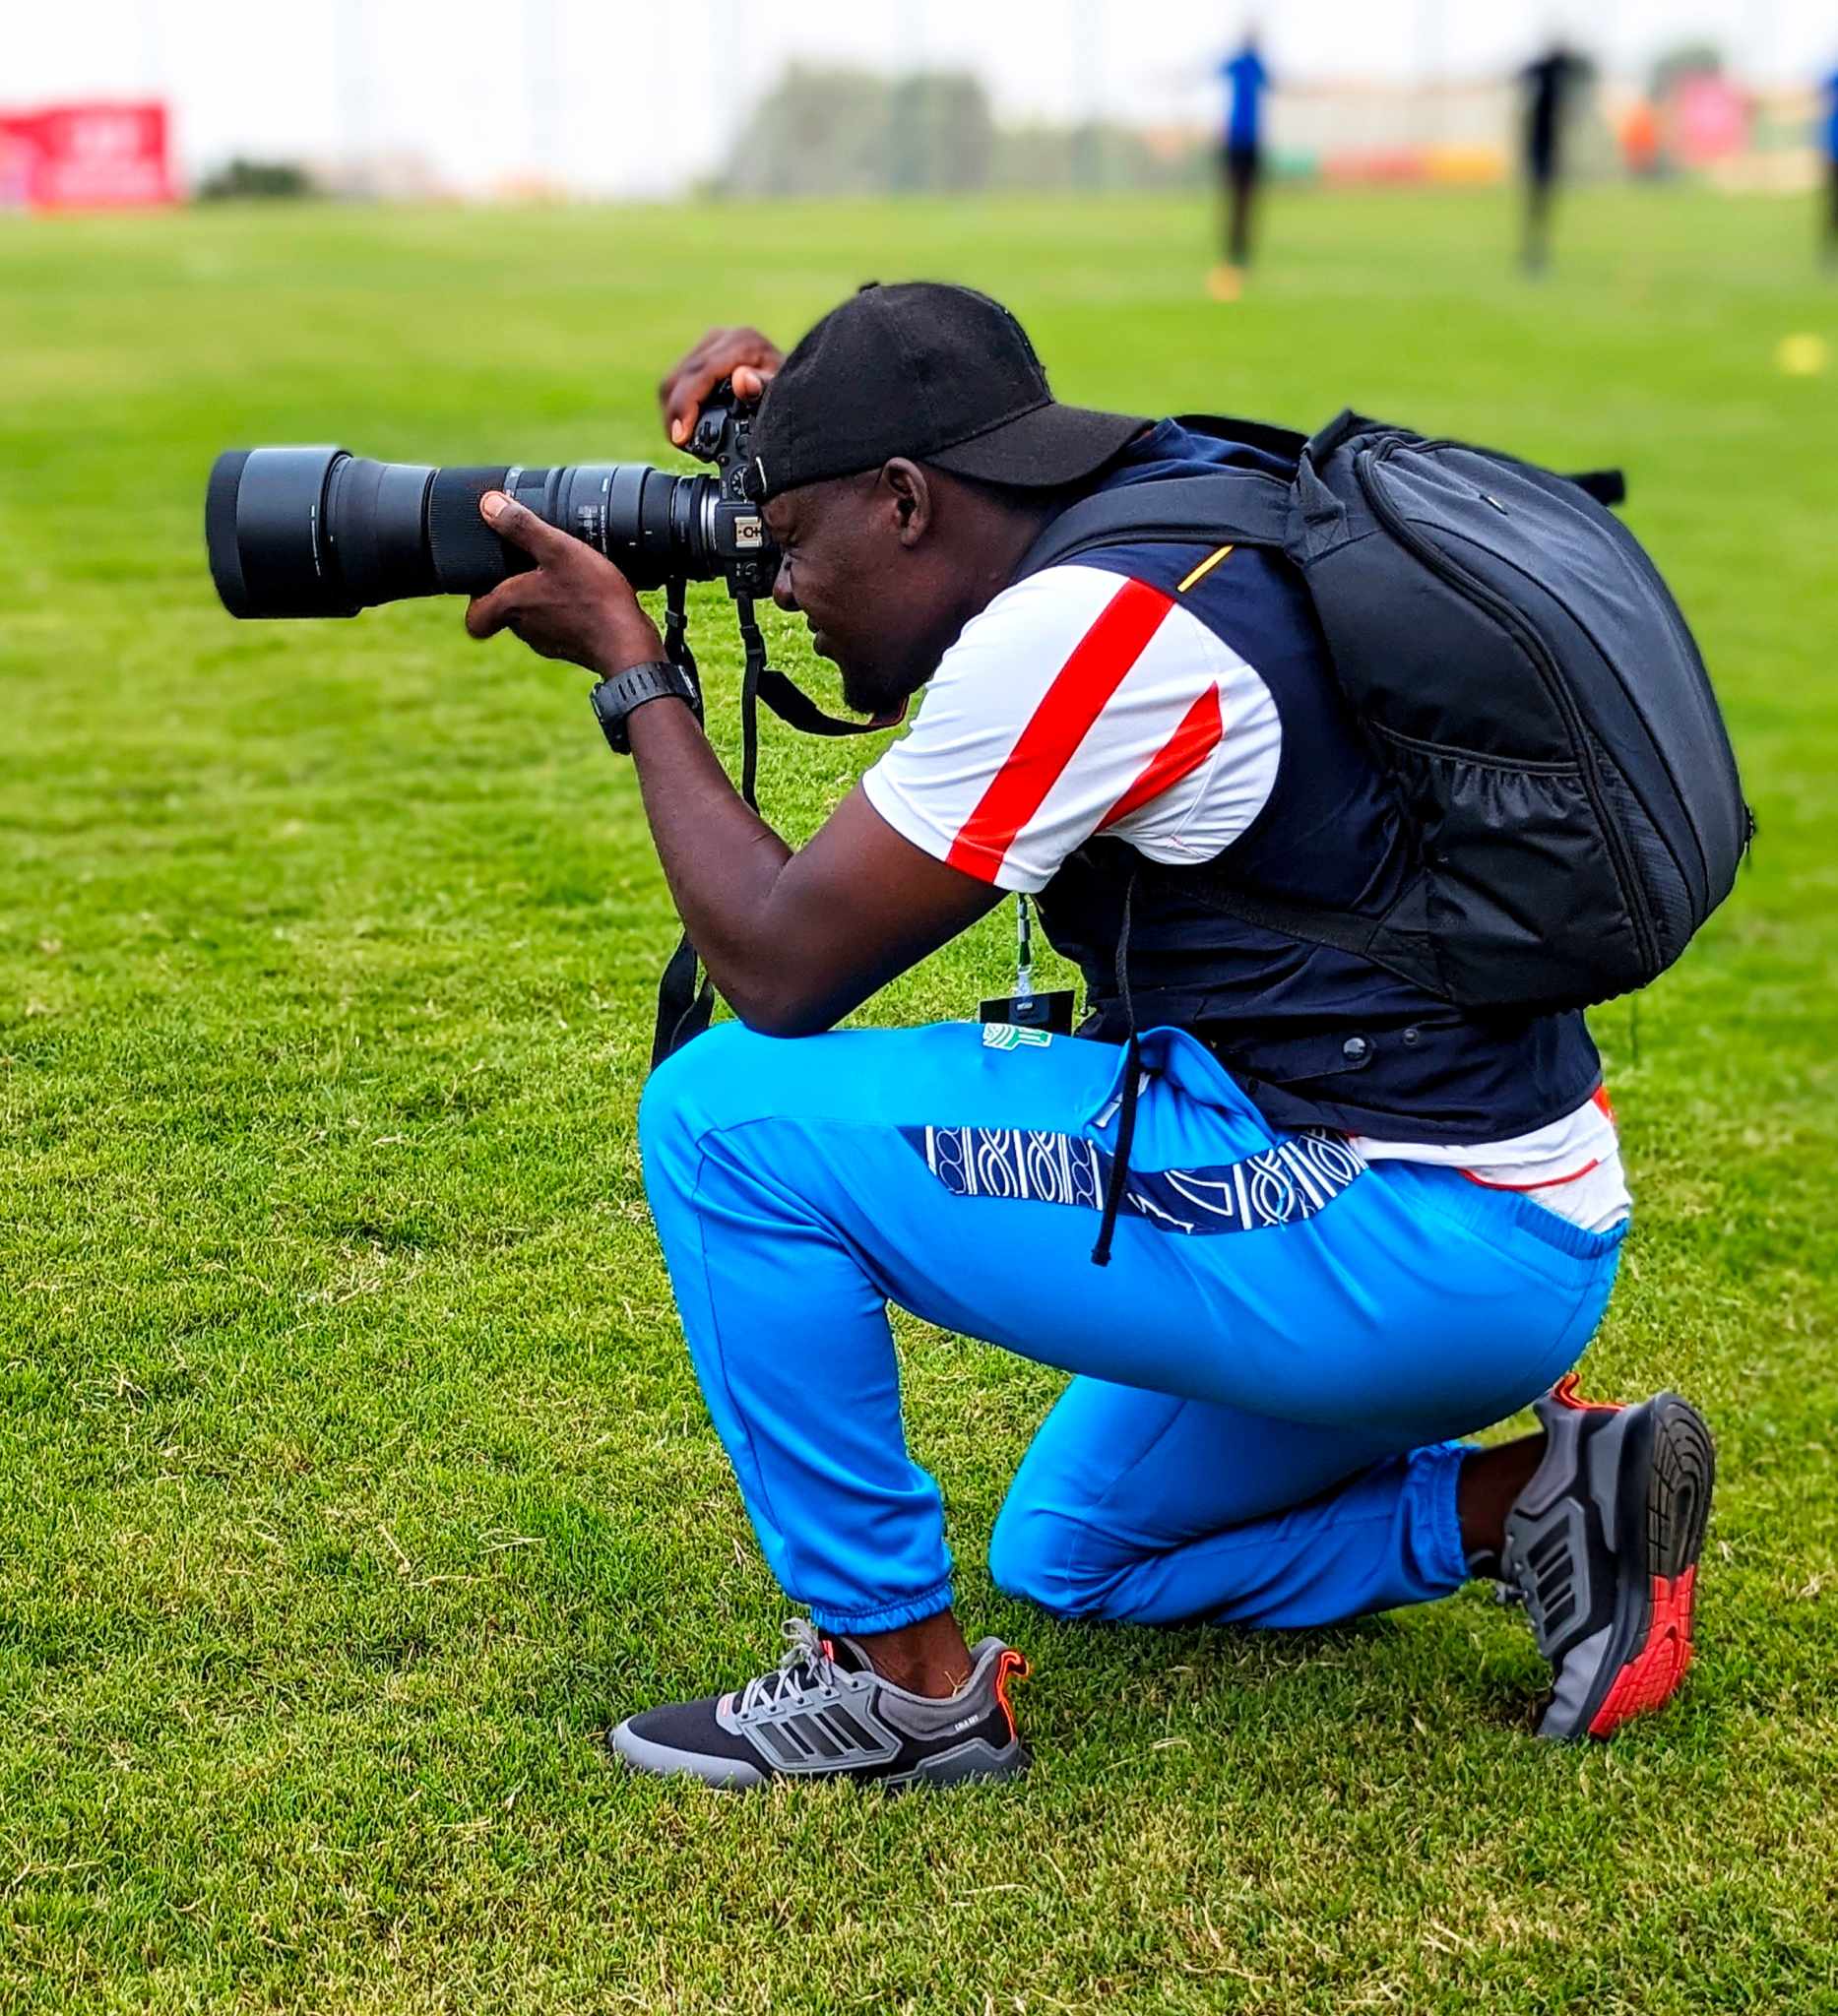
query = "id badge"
xmin=981 ymin=895 xmax=1074 ymax=1034
xmin=977 ymin=989 xmax=1076 ymax=1035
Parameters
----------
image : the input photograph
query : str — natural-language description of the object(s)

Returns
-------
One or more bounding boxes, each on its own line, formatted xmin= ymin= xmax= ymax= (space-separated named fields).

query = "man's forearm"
xmin=625 ymin=696 xmax=795 ymax=1023
xmin=619 ymin=687 xmax=998 ymax=1041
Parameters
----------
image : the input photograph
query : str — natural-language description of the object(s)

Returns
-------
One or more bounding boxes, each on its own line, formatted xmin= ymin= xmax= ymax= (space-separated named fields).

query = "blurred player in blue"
xmin=1822 ymin=61 xmax=1838 ymax=270
xmin=1212 ymin=31 xmax=1270 ymax=300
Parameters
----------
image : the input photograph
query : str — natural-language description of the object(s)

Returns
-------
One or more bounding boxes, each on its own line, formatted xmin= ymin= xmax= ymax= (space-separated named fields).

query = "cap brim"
xmin=924 ymin=402 xmax=1149 ymax=489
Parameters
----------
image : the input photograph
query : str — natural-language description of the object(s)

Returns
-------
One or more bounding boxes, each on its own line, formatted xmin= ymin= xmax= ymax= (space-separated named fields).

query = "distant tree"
xmin=719 ymin=67 xmax=894 ymax=198
xmin=887 ymin=71 xmax=994 ymax=193
xmin=717 ymin=62 xmax=1202 ymax=199
xmin=1649 ymin=41 xmax=1724 ymax=102
xmin=194 ymin=158 xmax=318 ymax=202
xmin=719 ymin=65 xmax=993 ymax=197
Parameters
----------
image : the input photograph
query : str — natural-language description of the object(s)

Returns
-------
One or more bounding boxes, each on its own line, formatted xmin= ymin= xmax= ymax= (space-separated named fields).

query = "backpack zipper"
xmin=1354 ymin=440 xmax=1661 ymax=981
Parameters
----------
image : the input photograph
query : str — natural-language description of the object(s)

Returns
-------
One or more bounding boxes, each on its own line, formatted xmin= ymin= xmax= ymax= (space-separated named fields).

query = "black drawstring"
xmin=1091 ymin=874 xmax=1141 ymax=1267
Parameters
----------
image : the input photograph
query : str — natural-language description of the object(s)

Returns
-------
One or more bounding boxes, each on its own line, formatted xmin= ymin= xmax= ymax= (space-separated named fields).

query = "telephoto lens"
xmin=206 ymin=448 xmax=767 ymax=619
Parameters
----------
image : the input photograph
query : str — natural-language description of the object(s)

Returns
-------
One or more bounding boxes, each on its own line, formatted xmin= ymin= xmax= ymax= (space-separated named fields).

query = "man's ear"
xmin=879 ymin=459 xmax=932 ymax=547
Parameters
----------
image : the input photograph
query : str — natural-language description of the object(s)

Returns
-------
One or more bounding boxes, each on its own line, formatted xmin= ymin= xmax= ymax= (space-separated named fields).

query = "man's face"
xmin=762 ymin=471 xmax=963 ymax=719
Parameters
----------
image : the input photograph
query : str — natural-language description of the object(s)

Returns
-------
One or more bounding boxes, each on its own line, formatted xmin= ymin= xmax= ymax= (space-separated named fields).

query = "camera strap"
xmin=754 ymin=666 xmax=905 ymax=738
xmin=651 ymin=578 xmax=717 ymax=1067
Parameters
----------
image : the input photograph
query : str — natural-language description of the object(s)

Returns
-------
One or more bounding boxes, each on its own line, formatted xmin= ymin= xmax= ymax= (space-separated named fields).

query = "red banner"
xmin=0 ymin=101 xmax=175 ymax=212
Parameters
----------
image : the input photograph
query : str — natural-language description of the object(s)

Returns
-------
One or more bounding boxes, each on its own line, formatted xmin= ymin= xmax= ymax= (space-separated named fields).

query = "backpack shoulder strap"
xmin=1175 ymin=875 xmax=1384 ymax=957
xmin=1014 ymin=467 xmax=1294 ymax=582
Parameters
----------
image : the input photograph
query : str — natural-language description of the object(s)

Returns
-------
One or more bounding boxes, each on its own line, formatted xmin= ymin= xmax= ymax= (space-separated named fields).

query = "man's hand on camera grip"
xmin=660 ymin=327 xmax=785 ymax=447
xmin=464 ymin=491 xmax=664 ymax=676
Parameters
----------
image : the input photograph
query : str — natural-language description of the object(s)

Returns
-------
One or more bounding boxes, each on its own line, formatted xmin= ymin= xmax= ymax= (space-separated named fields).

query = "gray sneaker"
xmin=608 ymin=1619 xmax=1032 ymax=1791
xmin=1503 ymin=1375 xmax=1715 ymax=1740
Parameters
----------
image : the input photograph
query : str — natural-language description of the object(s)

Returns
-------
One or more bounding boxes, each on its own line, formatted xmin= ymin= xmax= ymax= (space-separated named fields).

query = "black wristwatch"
xmin=589 ymin=660 xmax=703 ymax=756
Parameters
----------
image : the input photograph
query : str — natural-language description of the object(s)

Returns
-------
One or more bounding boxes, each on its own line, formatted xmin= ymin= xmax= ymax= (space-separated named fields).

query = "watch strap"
xmin=590 ymin=659 xmax=702 ymax=755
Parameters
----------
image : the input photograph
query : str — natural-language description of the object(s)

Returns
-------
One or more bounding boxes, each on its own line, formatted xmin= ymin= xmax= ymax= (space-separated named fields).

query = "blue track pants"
xmin=638 ymin=1021 xmax=1623 ymax=1637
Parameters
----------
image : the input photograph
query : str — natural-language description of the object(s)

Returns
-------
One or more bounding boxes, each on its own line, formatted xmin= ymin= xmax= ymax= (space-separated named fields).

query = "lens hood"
xmin=207 ymin=446 xmax=359 ymax=618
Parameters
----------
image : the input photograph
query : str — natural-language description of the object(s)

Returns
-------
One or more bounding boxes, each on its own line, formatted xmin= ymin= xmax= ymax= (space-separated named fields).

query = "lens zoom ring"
xmin=426 ymin=466 xmax=524 ymax=594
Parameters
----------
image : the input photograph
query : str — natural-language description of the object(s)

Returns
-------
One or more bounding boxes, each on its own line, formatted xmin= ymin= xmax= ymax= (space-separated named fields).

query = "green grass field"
xmin=3 ymin=186 xmax=1836 ymax=2013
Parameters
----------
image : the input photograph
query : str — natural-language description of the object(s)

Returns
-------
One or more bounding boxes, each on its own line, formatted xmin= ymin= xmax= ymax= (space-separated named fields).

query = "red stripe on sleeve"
xmin=1460 ymin=1158 xmax=1603 ymax=1193
xmin=1097 ymin=684 xmax=1224 ymax=832
xmin=945 ymin=577 xmax=1174 ymax=879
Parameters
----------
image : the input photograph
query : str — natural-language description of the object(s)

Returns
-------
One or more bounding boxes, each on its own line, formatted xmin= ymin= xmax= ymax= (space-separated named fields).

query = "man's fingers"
xmin=660 ymin=328 xmax=784 ymax=446
xmin=464 ymin=577 xmax=529 ymax=640
xmin=661 ymin=351 xmax=715 ymax=444
xmin=665 ymin=360 xmax=777 ymax=445
xmin=664 ymin=365 xmax=722 ymax=447
xmin=478 ymin=490 xmax=567 ymax=557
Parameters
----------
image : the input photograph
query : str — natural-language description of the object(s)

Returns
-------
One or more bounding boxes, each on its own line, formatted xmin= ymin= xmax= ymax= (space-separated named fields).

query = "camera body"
xmin=683 ymin=383 xmax=776 ymax=599
xmin=205 ymin=381 xmax=779 ymax=621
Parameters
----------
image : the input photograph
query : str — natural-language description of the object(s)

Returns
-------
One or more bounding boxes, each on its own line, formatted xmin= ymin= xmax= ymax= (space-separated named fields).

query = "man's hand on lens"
xmin=465 ymin=492 xmax=664 ymax=675
xmin=659 ymin=327 xmax=785 ymax=446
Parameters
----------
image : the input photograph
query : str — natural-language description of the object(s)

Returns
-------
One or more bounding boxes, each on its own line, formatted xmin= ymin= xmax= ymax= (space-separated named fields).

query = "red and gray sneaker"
xmin=608 ymin=1619 xmax=1031 ymax=1791
xmin=1503 ymin=1374 xmax=1716 ymax=1740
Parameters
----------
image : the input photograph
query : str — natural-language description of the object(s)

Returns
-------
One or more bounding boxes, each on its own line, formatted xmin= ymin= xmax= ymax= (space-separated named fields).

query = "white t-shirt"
xmin=861 ymin=561 xmax=1630 ymax=1234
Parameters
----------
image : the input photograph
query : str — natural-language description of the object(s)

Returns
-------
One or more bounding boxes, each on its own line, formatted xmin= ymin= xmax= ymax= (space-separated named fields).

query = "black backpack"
xmin=1017 ymin=410 xmax=1752 ymax=1013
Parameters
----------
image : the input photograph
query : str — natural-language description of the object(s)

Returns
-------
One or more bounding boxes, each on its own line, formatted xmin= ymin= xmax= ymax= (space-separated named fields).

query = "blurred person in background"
xmin=1521 ymin=41 xmax=1587 ymax=274
xmin=1823 ymin=59 xmax=1838 ymax=269
xmin=1211 ymin=27 xmax=1270 ymax=301
xmin=1620 ymin=98 xmax=1662 ymax=181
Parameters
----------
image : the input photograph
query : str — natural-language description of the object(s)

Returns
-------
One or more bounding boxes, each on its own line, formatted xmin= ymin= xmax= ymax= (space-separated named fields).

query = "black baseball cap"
xmin=747 ymin=282 xmax=1147 ymax=502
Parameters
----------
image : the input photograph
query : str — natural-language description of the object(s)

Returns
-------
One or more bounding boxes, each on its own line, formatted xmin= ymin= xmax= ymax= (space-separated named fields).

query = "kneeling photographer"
xmin=214 ymin=282 xmax=1741 ymax=1790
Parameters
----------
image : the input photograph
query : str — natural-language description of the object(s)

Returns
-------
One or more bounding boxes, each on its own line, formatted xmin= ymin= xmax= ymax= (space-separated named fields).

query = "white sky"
xmin=9 ymin=0 xmax=1835 ymax=196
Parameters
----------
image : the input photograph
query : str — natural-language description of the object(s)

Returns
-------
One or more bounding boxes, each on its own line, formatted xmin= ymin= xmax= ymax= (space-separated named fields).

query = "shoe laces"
xmin=734 ymin=1618 xmax=841 ymax=1718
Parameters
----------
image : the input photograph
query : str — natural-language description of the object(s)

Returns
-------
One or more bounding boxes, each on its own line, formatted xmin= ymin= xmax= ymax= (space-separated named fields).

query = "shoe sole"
xmin=607 ymin=1719 xmax=770 ymax=1789
xmin=1579 ymin=1393 xmax=1716 ymax=1739
xmin=606 ymin=1721 xmax=1031 ymax=1793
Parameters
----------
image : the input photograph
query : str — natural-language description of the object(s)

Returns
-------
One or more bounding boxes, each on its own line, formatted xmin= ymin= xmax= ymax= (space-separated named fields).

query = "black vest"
xmin=1028 ymin=424 xmax=1603 ymax=1144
